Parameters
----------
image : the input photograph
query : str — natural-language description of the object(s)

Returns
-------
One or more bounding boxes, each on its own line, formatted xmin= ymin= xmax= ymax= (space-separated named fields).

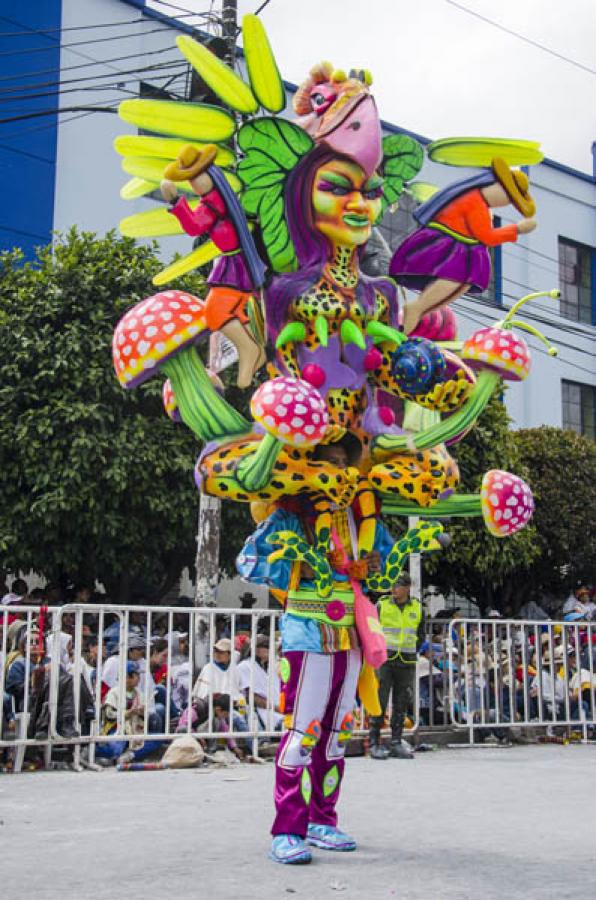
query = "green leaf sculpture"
xmin=237 ymin=117 xmax=313 ymax=272
xmin=380 ymin=134 xmax=424 ymax=213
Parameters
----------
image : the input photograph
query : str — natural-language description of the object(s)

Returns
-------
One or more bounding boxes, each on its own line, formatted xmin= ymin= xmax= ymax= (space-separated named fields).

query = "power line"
xmin=0 ymin=65 xmax=188 ymax=105
xmin=0 ymin=7 xmax=218 ymax=42
xmin=0 ymin=100 xmax=125 ymax=125
xmin=0 ymin=15 xmax=147 ymax=38
xmin=0 ymin=109 xmax=97 ymax=143
xmin=150 ymin=0 xmax=219 ymax=17
xmin=0 ymin=24 xmax=187 ymax=58
xmin=0 ymin=42 xmax=185 ymax=84
xmin=0 ymin=60 xmax=185 ymax=97
xmin=445 ymin=1 xmax=596 ymax=76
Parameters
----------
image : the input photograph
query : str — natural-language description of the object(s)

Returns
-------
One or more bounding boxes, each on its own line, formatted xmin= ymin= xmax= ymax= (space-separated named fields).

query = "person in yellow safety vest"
xmin=369 ymin=571 xmax=425 ymax=759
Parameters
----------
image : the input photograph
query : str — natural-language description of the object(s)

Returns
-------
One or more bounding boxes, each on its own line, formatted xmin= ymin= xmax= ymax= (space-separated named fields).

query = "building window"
xmin=558 ymin=238 xmax=594 ymax=324
xmin=562 ymin=380 xmax=595 ymax=439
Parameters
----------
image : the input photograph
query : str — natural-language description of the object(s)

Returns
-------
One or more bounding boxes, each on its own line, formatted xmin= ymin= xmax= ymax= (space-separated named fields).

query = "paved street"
xmin=2 ymin=745 xmax=595 ymax=900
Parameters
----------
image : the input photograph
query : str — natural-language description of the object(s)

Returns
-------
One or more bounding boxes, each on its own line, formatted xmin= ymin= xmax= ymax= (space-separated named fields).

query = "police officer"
xmin=369 ymin=572 xmax=425 ymax=759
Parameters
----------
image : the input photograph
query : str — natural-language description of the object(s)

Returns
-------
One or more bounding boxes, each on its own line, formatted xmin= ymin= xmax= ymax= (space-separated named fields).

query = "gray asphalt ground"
xmin=2 ymin=745 xmax=595 ymax=900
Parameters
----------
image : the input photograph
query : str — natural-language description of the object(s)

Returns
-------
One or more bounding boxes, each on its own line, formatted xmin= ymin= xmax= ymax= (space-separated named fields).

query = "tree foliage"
xmin=513 ymin=426 xmax=596 ymax=597
xmin=421 ymin=386 xmax=539 ymax=612
xmin=0 ymin=229 xmax=217 ymax=601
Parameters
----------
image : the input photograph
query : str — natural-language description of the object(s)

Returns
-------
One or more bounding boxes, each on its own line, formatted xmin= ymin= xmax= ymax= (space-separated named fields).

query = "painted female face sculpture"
xmin=311 ymin=158 xmax=383 ymax=249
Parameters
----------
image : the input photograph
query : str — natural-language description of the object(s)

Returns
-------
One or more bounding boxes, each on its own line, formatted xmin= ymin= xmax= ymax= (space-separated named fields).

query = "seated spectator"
xmin=70 ymin=584 xmax=93 ymax=605
xmin=529 ymin=647 xmax=566 ymax=720
xmin=199 ymin=692 xmax=251 ymax=760
xmin=97 ymin=662 xmax=162 ymax=765
xmin=100 ymin=634 xmax=163 ymax=731
xmin=1 ymin=578 xmax=28 ymax=607
xmin=192 ymin=638 xmax=242 ymax=704
xmin=562 ymin=584 xmax=590 ymax=618
xmin=170 ymin=631 xmax=190 ymax=667
xmin=518 ymin=600 xmax=550 ymax=621
xmin=237 ymin=635 xmax=283 ymax=731
xmin=150 ymin=638 xmax=179 ymax=725
xmin=567 ymin=648 xmax=596 ymax=722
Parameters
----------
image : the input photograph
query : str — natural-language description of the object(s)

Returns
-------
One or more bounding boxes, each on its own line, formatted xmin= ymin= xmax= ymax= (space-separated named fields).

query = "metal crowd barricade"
xmin=5 ymin=606 xmax=594 ymax=772
xmin=48 ymin=604 xmax=284 ymax=763
xmin=447 ymin=618 xmax=596 ymax=743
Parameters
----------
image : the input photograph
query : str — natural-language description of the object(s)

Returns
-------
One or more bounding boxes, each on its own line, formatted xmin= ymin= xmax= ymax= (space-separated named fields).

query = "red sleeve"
xmin=464 ymin=196 xmax=518 ymax=247
xmin=168 ymin=196 xmax=218 ymax=237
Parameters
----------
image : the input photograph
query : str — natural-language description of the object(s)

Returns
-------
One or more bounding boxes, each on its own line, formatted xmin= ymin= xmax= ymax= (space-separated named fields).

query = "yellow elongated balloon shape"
xmin=428 ymin=137 xmax=543 ymax=167
xmin=242 ymin=14 xmax=285 ymax=113
xmin=119 ymin=205 xmax=197 ymax=238
xmin=176 ymin=35 xmax=258 ymax=115
xmin=120 ymin=177 xmax=158 ymax=200
xmin=153 ymin=242 xmax=221 ymax=286
xmin=119 ymin=99 xmax=235 ymax=142
xmin=114 ymin=134 xmax=234 ymax=168
xmin=121 ymin=156 xmax=241 ymax=194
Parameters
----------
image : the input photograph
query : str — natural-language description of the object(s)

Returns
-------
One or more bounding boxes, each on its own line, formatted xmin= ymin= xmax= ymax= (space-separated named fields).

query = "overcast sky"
xmin=163 ymin=0 xmax=596 ymax=174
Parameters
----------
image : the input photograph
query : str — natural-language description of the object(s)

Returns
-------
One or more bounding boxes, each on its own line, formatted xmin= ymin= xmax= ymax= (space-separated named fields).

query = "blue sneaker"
xmin=306 ymin=823 xmax=357 ymax=851
xmin=270 ymin=834 xmax=312 ymax=865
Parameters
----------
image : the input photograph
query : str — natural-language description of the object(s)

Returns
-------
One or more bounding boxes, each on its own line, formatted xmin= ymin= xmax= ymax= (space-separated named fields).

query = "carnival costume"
xmin=111 ymin=17 xmax=557 ymax=864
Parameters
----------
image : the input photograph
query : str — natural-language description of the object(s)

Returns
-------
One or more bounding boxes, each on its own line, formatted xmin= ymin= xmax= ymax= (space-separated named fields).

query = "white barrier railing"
xmin=4 ymin=608 xmax=593 ymax=771
xmin=447 ymin=619 xmax=596 ymax=742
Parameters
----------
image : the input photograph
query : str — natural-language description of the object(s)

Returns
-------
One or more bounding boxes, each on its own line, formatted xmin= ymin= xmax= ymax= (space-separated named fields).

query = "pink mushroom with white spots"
xmin=480 ymin=469 xmax=534 ymax=537
xmin=251 ymin=377 xmax=328 ymax=446
xmin=462 ymin=327 xmax=531 ymax=381
xmin=237 ymin=377 xmax=328 ymax=491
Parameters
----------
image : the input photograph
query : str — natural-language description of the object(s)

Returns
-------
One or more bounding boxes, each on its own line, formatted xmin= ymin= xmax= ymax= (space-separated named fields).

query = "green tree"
xmin=512 ymin=426 xmax=596 ymax=597
xmin=0 ymin=229 xmax=221 ymax=601
xmin=421 ymin=387 xmax=539 ymax=613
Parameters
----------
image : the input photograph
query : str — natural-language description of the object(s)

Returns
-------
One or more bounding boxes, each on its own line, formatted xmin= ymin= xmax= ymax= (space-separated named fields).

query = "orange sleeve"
xmin=464 ymin=195 xmax=518 ymax=246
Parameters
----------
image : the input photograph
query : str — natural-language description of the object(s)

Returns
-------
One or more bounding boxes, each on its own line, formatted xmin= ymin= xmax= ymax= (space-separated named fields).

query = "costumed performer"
xmin=237 ymin=436 xmax=394 ymax=865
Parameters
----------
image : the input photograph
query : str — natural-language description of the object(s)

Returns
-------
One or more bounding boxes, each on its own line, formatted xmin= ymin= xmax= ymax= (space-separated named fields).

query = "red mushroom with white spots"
xmin=113 ymin=289 xmax=248 ymax=441
xmin=462 ymin=327 xmax=531 ymax=381
xmin=480 ymin=469 xmax=534 ymax=537
xmin=237 ymin=377 xmax=328 ymax=490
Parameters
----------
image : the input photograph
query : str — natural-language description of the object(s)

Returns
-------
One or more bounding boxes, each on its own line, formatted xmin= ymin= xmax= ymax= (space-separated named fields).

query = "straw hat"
xmin=491 ymin=157 xmax=536 ymax=218
xmin=164 ymin=143 xmax=218 ymax=182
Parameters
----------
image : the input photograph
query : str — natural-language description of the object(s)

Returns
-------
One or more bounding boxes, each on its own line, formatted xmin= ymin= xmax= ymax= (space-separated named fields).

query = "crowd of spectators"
xmin=417 ymin=584 xmax=596 ymax=738
xmin=1 ymin=582 xmax=282 ymax=768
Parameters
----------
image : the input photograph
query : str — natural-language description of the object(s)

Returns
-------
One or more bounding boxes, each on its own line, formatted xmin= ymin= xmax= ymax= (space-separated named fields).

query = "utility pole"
xmin=193 ymin=0 xmax=238 ymax=612
xmin=221 ymin=0 xmax=238 ymax=67
xmin=408 ymin=515 xmax=422 ymax=602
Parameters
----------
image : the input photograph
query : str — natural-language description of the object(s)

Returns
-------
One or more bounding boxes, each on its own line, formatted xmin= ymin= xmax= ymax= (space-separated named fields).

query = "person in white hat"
xmin=192 ymin=638 xmax=243 ymax=704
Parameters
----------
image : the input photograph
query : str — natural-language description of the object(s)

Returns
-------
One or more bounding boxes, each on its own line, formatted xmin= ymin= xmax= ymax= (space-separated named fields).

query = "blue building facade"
xmin=0 ymin=1 xmax=62 ymax=258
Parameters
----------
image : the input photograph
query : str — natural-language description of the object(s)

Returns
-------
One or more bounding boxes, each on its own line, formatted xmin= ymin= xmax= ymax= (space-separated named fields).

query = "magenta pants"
xmin=272 ymin=648 xmax=362 ymax=837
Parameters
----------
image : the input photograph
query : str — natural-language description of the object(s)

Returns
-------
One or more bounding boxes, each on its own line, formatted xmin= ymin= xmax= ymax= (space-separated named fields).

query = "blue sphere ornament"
xmin=391 ymin=337 xmax=447 ymax=396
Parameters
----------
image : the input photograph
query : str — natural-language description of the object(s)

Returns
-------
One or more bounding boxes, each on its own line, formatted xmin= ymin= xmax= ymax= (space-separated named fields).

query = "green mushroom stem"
xmin=381 ymin=493 xmax=483 ymax=519
xmin=161 ymin=348 xmax=250 ymax=442
xmin=235 ymin=431 xmax=284 ymax=491
xmin=373 ymin=369 xmax=498 ymax=454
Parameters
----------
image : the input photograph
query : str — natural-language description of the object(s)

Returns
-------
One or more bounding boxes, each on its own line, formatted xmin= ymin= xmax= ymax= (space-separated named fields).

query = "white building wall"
xmin=54 ymin=0 xmax=192 ymax=259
